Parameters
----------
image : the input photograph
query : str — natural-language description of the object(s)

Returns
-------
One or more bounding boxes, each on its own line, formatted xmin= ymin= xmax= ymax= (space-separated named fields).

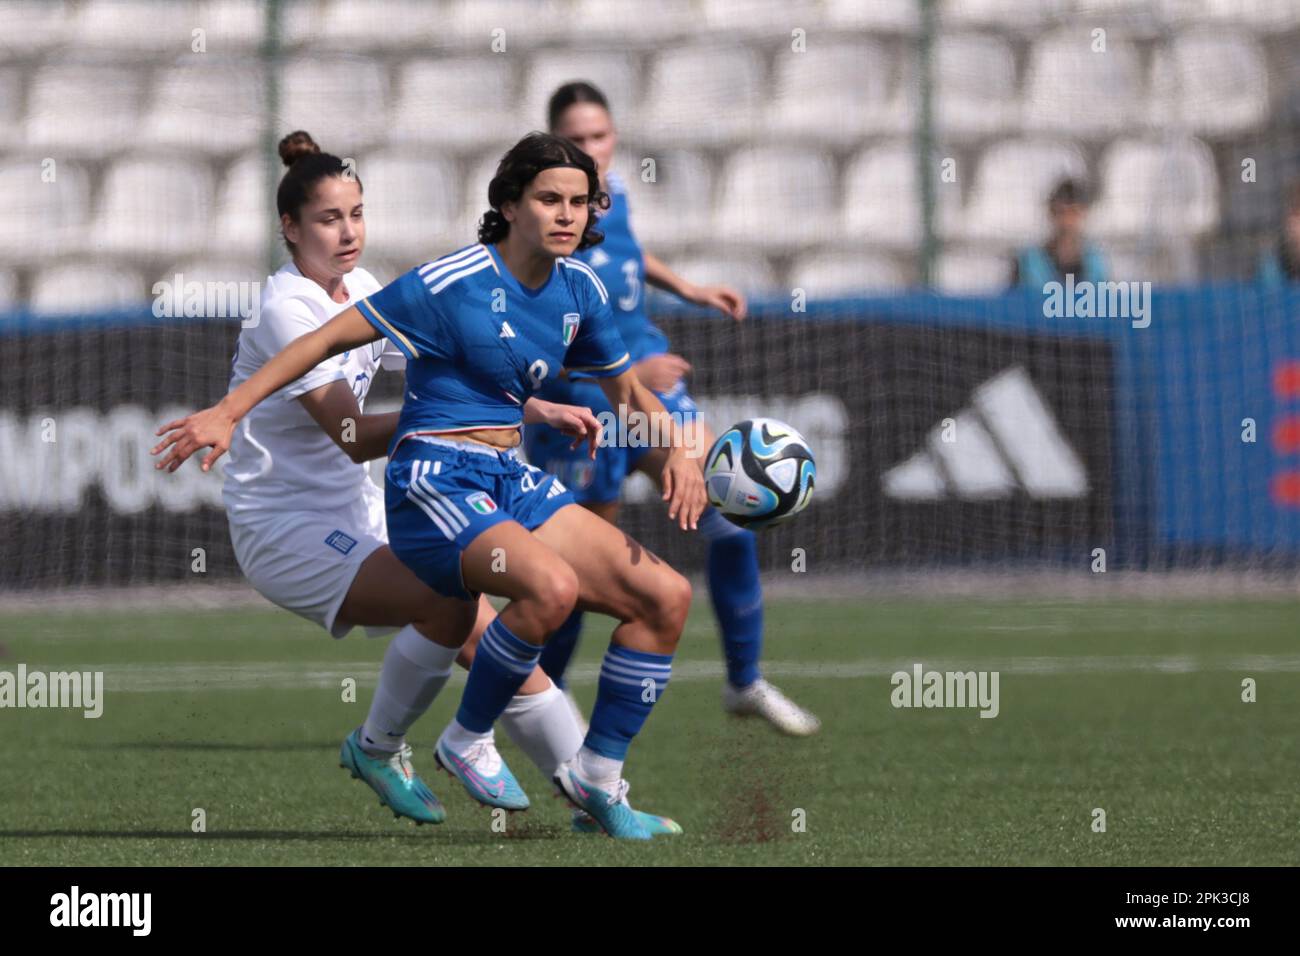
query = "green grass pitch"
xmin=1 ymin=598 xmax=1296 ymax=866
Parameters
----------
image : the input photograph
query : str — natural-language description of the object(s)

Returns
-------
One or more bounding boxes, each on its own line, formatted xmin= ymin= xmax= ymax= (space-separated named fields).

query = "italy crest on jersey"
xmin=562 ymin=312 xmax=580 ymax=346
xmin=465 ymin=491 xmax=497 ymax=515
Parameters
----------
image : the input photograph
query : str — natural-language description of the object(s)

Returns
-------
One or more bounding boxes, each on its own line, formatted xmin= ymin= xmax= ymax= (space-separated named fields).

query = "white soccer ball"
xmin=703 ymin=418 xmax=816 ymax=529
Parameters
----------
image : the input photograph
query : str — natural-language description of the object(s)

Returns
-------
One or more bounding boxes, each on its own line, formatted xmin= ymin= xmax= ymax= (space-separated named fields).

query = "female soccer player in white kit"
xmin=202 ymin=131 xmax=676 ymax=832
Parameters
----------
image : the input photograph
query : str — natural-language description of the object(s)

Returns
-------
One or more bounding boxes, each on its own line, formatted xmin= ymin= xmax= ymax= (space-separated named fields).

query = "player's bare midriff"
xmin=445 ymin=427 xmax=522 ymax=450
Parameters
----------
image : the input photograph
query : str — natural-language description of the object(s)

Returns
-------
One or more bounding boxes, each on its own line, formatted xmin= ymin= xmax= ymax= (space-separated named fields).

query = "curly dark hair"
xmin=477 ymin=132 xmax=609 ymax=250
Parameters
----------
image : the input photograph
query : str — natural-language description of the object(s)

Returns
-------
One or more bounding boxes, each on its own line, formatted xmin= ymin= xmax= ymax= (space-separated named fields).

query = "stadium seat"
xmin=1022 ymin=30 xmax=1144 ymax=138
xmin=141 ymin=59 xmax=265 ymax=155
xmin=939 ymin=0 xmax=1071 ymax=31
xmin=660 ymin=254 xmax=779 ymax=296
xmin=0 ymin=159 xmax=92 ymax=263
xmin=935 ymin=249 xmax=1012 ymax=293
xmin=71 ymin=0 xmax=261 ymax=51
xmin=951 ymin=139 xmax=1090 ymax=244
xmin=789 ymin=251 xmax=909 ymax=295
xmin=455 ymin=154 xmax=503 ymax=249
xmin=30 ymin=264 xmax=148 ymax=314
xmin=520 ymin=51 xmax=639 ymax=130
xmin=308 ymin=0 xmax=447 ymax=48
xmin=615 ymin=149 xmax=714 ymax=250
xmin=0 ymin=67 xmax=22 ymax=152
xmin=25 ymin=64 xmax=146 ymax=157
xmin=156 ymin=258 xmax=267 ymax=319
xmin=387 ymin=57 xmax=520 ymax=150
xmin=700 ymin=0 xmax=824 ymax=36
xmin=638 ymin=47 xmax=765 ymax=146
xmin=570 ymin=0 xmax=696 ymax=44
xmin=1190 ymin=0 xmax=1300 ymax=29
xmin=935 ymin=33 xmax=1018 ymax=141
xmin=766 ymin=41 xmax=904 ymax=143
xmin=352 ymin=152 xmax=461 ymax=262
xmin=279 ymin=57 xmax=388 ymax=152
xmin=211 ymin=153 xmax=271 ymax=258
xmin=93 ymin=159 xmax=215 ymax=259
xmin=1147 ymin=31 xmax=1268 ymax=138
xmin=825 ymin=0 xmax=919 ymax=32
xmin=440 ymin=0 xmax=573 ymax=45
xmin=1090 ymin=137 xmax=1220 ymax=238
xmin=0 ymin=1 xmax=74 ymax=53
xmin=716 ymin=148 xmax=837 ymax=249
xmin=844 ymin=142 xmax=957 ymax=248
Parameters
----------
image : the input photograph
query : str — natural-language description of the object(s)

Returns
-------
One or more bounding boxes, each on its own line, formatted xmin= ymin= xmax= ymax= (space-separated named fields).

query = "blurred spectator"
xmin=1010 ymin=178 xmax=1108 ymax=288
xmin=1256 ymin=181 xmax=1300 ymax=285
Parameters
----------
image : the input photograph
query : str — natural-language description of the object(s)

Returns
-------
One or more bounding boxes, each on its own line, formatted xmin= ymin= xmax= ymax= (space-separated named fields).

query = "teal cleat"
xmin=552 ymin=763 xmax=652 ymax=840
xmin=572 ymin=807 xmax=682 ymax=837
xmin=434 ymin=734 xmax=530 ymax=811
xmin=339 ymin=728 xmax=445 ymax=825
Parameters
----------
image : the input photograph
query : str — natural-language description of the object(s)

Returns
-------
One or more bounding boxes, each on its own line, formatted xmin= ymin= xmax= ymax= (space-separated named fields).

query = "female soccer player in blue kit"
xmin=526 ymin=82 xmax=820 ymax=735
xmin=154 ymin=133 xmax=706 ymax=840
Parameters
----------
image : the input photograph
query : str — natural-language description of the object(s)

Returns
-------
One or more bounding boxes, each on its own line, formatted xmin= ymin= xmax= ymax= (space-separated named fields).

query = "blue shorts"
xmin=524 ymin=379 xmax=699 ymax=505
xmin=386 ymin=435 xmax=575 ymax=599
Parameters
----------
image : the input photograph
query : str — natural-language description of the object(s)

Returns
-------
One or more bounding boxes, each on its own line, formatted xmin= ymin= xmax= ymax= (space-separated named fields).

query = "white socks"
xmin=499 ymin=683 xmax=584 ymax=779
xmin=360 ymin=625 xmax=460 ymax=753
xmin=575 ymin=746 xmax=623 ymax=792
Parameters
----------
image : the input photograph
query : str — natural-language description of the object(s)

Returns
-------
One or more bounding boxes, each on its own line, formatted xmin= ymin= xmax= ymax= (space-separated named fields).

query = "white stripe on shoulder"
xmin=426 ymin=256 xmax=494 ymax=295
xmin=560 ymin=257 xmax=609 ymax=304
xmin=420 ymin=246 xmax=489 ymax=282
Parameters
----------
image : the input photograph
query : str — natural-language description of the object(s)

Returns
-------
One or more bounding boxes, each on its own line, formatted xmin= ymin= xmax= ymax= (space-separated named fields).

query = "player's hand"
xmin=661 ymin=445 xmax=707 ymax=531
xmin=543 ymin=401 xmax=603 ymax=459
xmin=152 ymin=403 xmax=238 ymax=473
xmin=688 ymin=283 xmax=747 ymax=322
xmin=636 ymin=353 xmax=691 ymax=393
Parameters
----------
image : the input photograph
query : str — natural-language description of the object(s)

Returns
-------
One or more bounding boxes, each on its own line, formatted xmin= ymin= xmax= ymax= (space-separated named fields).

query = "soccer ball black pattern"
xmin=703 ymin=418 xmax=816 ymax=529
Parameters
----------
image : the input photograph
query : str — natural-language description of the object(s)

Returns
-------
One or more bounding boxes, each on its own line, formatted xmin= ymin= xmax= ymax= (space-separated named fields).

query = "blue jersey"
xmin=357 ymin=242 xmax=631 ymax=449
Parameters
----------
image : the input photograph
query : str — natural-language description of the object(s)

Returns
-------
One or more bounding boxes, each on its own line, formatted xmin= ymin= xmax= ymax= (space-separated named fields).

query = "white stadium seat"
xmin=0 ymin=1 xmax=74 ymax=52
xmin=279 ymin=57 xmax=388 ymax=152
xmin=387 ymin=57 xmax=521 ymax=150
xmin=701 ymin=0 xmax=824 ymax=36
xmin=1186 ymin=0 xmax=1300 ymax=29
xmin=661 ymin=254 xmax=779 ymax=296
xmin=519 ymin=51 xmax=639 ymax=131
xmin=439 ymin=0 xmax=573 ymax=45
xmin=25 ymin=64 xmax=146 ymax=157
xmin=455 ymin=154 xmax=504 ymax=251
xmin=1090 ymin=137 xmax=1219 ymax=239
xmin=141 ymin=59 xmax=265 ymax=155
xmin=1022 ymin=30 xmax=1144 ymax=138
xmin=0 ymin=159 xmax=92 ymax=264
xmin=309 ymin=0 xmax=448 ymax=49
xmin=935 ymin=33 xmax=1018 ymax=141
xmin=951 ymin=139 xmax=1089 ymax=244
xmin=30 ymin=265 xmax=148 ymax=314
xmin=72 ymin=0 xmax=261 ymax=51
xmin=844 ymin=142 xmax=957 ymax=248
xmin=789 ymin=251 xmax=909 ymax=296
xmin=638 ymin=46 xmax=765 ymax=146
xmin=940 ymin=0 xmax=1071 ymax=30
xmin=935 ymin=249 xmax=1013 ymax=294
xmin=1147 ymin=31 xmax=1268 ymax=138
xmin=354 ymin=152 xmax=461 ymax=262
xmin=213 ymin=152 xmax=271 ymax=253
xmin=766 ymin=41 xmax=904 ymax=143
xmin=94 ymin=158 xmax=215 ymax=258
xmin=825 ymin=0 xmax=919 ymax=32
xmin=616 ymin=150 xmax=714 ymax=250
xmin=0 ymin=67 xmax=23 ymax=152
xmin=570 ymin=0 xmax=696 ymax=44
xmin=716 ymin=148 xmax=838 ymax=249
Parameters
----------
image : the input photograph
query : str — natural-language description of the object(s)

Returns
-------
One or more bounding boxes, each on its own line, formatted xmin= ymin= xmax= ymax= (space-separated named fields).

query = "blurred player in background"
xmin=1256 ymin=180 xmax=1300 ymax=285
xmin=175 ymin=130 xmax=678 ymax=835
xmin=1010 ymin=178 xmax=1109 ymax=289
xmin=524 ymin=81 xmax=820 ymax=736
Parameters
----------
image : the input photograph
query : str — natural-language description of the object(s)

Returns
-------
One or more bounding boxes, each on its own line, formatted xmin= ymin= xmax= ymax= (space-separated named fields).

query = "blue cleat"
xmin=434 ymin=734 xmax=530 ymax=811
xmin=553 ymin=763 xmax=652 ymax=840
xmin=339 ymin=728 xmax=445 ymax=825
xmin=572 ymin=807 xmax=683 ymax=837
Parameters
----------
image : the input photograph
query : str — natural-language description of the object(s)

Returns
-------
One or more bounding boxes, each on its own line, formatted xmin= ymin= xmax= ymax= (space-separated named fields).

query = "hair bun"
xmin=278 ymin=130 xmax=320 ymax=167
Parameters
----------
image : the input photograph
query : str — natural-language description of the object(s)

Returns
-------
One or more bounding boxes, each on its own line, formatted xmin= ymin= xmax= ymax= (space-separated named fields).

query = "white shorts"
xmin=228 ymin=480 xmax=391 ymax=639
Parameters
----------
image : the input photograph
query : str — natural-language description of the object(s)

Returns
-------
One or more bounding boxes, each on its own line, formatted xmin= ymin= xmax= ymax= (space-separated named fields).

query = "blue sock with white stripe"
xmin=583 ymin=645 xmax=672 ymax=763
xmin=455 ymin=618 xmax=541 ymax=734
xmin=538 ymin=609 xmax=584 ymax=689
xmin=701 ymin=507 xmax=764 ymax=689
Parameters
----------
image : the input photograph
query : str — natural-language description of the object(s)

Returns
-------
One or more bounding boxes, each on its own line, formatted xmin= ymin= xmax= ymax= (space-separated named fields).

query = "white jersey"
xmin=222 ymin=262 xmax=404 ymax=517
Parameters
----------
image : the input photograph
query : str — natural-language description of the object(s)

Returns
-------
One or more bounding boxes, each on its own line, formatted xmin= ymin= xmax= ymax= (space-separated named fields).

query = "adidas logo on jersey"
xmin=882 ymin=366 xmax=1088 ymax=501
xmin=587 ymin=248 xmax=611 ymax=268
xmin=499 ymin=321 xmax=516 ymax=338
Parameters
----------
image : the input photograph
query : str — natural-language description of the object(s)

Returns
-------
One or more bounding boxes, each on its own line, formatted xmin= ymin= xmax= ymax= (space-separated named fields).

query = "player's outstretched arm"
xmin=152 ymin=305 xmax=381 ymax=473
xmin=643 ymin=250 xmax=747 ymax=321
xmin=596 ymin=369 xmax=706 ymax=531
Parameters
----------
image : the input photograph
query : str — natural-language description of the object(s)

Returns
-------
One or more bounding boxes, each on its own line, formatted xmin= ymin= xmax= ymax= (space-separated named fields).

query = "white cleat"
xmin=722 ymin=678 xmax=821 ymax=736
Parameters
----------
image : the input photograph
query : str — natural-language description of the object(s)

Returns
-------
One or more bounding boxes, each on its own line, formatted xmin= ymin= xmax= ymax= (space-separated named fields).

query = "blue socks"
xmin=701 ymin=507 xmax=764 ymax=689
xmin=455 ymin=617 xmax=540 ymax=734
xmin=585 ymin=645 xmax=672 ymax=760
xmin=538 ymin=608 xmax=585 ymax=689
